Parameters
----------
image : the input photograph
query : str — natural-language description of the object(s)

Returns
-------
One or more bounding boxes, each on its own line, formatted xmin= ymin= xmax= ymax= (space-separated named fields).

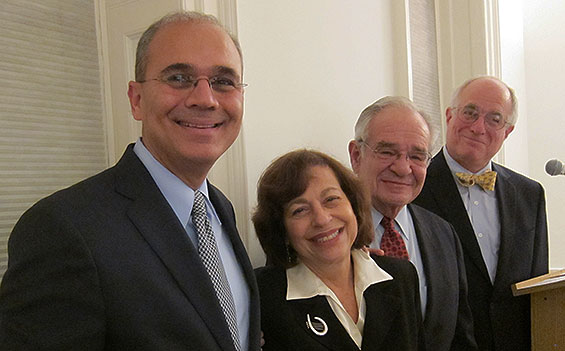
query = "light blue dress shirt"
xmin=370 ymin=206 xmax=427 ymax=316
xmin=134 ymin=139 xmax=250 ymax=350
xmin=443 ymin=147 xmax=500 ymax=284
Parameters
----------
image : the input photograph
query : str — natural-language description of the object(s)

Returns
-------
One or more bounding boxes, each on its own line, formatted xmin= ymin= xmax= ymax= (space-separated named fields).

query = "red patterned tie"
xmin=380 ymin=216 xmax=410 ymax=260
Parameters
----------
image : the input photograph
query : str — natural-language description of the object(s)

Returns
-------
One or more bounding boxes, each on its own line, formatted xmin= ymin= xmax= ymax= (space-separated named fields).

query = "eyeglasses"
xmin=452 ymin=105 xmax=509 ymax=130
xmin=360 ymin=141 xmax=431 ymax=167
xmin=138 ymin=73 xmax=248 ymax=94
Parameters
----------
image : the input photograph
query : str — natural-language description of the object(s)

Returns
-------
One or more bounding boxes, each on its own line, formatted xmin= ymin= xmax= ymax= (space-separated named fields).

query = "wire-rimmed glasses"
xmin=452 ymin=105 xmax=510 ymax=130
xmin=360 ymin=141 xmax=432 ymax=167
xmin=138 ymin=73 xmax=247 ymax=94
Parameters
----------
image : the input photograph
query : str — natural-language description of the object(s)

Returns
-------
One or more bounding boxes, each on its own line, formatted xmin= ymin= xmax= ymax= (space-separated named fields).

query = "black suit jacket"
xmin=406 ymin=204 xmax=476 ymax=351
xmin=414 ymin=150 xmax=549 ymax=351
xmin=255 ymin=255 xmax=425 ymax=351
xmin=0 ymin=145 xmax=261 ymax=350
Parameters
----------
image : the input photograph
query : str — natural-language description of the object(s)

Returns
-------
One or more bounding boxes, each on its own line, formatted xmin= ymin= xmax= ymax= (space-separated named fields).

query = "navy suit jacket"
xmin=406 ymin=204 xmax=476 ymax=351
xmin=255 ymin=256 xmax=425 ymax=351
xmin=414 ymin=150 xmax=548 ymax=351
xmin=0 ymin=145 xmax=261 ymax=350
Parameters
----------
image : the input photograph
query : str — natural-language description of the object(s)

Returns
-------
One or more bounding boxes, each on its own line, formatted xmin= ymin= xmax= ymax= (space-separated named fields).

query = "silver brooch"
xmin=306 ymin=314 xmax=328 ymax=336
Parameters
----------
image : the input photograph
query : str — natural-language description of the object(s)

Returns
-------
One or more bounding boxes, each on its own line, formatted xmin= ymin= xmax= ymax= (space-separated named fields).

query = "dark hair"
xmin=252 ymin=149 xmax=373 ymax=268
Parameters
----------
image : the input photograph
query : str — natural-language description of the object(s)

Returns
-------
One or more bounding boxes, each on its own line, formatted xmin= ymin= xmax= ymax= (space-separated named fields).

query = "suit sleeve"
xmin=373 ymin=256 xmax=427 ymax=351
xmin=412 ymin=261 xmax=427 ymax=351
xmin=255 ymin=267 xmax=289 ymax=351
xmin=449 ymin=224 xmax=478 ymax=350
xmin=0 ymin=200 xmax=105 ymax=350
xmin=400 ymin=257 xmax=427 ymax=351
xmin=532 ymin=184 xmax=549 ymax=276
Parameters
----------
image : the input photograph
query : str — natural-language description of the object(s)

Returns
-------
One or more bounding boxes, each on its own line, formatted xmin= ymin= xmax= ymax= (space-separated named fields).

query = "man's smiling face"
xmin=128 ymin=21 xmax=243 ymax=188
xmin=350 ymin=106 xmax=430 ymax=218
xmin=445 ymin=78 xmax=514 ymax=173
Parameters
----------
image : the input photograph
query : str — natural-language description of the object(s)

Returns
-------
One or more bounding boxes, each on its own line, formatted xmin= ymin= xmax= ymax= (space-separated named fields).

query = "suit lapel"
xmin=408 ymin=204 xmax=440 ymax=269
xmin=208 ymin=184 xmax=255 ymax=291
xmin=289 ymin=296 xmax=359 ymax=351
xmin=208 ymin=184 xmax=261 ymax=349
xmin=362 ymin=282 xmax=402 ymax=350
xmin=428 ymin=152 xmax=491 ymax=283
xmin=407 ymin=204 xmax=437 ymax=327
xmin=492 ymin=164 xmax=517 ymax=294
xmin=114 ymin=146 xmax=235 ymax=351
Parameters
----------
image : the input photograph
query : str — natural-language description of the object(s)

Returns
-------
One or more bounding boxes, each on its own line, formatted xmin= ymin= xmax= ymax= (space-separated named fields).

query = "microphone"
xmin=545 ymin=159 xmax=565 ymax=176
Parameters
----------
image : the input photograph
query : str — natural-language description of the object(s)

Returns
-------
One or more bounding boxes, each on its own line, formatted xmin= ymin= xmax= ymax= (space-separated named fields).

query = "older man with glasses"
xmin=349 ymin=96 xmax=477 ymax=351
xmin=414 ymin=76 xmax=549 ymax=351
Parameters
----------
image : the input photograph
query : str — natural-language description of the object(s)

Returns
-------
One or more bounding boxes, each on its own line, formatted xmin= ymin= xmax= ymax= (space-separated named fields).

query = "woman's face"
xmin=284 ymin=165 xmax=358 ymax=269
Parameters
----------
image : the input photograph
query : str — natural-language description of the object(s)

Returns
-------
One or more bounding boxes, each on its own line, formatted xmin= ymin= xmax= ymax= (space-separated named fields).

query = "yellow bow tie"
xmin=455 ymin=171 xmax=497 ymax=191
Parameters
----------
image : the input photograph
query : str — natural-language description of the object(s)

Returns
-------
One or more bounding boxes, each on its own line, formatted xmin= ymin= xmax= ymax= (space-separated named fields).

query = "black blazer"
xmin=0 ymin=145 xmax=261 ymax=350
xmin=414 ymin=150 xmax=549 ymax=351
xmin=407 ymin=204 xmax=476 ymax=351
xmin=255 ymin=255 xmax=425 ymax=351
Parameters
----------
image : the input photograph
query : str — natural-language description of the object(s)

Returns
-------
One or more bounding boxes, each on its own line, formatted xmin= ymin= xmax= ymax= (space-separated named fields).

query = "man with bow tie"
xmin=414 ymin=76 xmax=549 ymax=351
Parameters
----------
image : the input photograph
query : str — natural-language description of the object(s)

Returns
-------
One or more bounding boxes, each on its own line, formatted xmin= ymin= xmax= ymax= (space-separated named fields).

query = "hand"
xmin=363 ymin=246 xmax=385 ymax=256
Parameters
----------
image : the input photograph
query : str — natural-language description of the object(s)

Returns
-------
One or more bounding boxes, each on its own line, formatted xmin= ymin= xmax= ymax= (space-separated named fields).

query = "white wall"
xmin=522 ymin=1 xmax=565 ymax=269
xmin=235 ymin=0 xmax=565 ymax=269
xmin=500 ymin=0 xmax=565 ymax=269
xmin=498 ymin=0 xmax=529 ymax=173
xmin=237 ymin=1 xmax=398 ymax=265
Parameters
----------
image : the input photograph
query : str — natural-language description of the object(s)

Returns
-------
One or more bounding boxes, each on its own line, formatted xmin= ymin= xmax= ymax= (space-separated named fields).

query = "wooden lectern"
xmin=512 ymin=269 xmax=565 ymax=350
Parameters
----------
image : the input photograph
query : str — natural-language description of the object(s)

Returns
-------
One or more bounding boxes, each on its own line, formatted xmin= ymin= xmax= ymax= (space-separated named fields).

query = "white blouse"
xmin=286 ymin=249 xmax=392 ymax=349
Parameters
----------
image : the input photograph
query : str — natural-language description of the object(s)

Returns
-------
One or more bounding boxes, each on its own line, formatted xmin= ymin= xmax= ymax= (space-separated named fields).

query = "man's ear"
xmin=127 ymin=81 xmax=143 ymax=121
xmin=348 ymin=140 xmax=362 ymax=174
xmin=446 ymin=107 xmax=454 ymax=124
xmin=504 ymin=125 xmax=515 ymax=139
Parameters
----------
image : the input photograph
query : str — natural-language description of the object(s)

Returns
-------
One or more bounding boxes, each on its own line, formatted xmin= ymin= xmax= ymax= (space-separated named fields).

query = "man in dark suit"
xmin=0 ymin=11 xmax=260 ymax=350
xmin=414 ymin=76 xmax=548 ymax=351
xmin=348 ymin=96 xmax=477 ymax=351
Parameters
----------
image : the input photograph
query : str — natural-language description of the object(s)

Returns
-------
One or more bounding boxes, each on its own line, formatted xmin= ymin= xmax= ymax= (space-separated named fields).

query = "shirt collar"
xmin=443 ymin=146 xmax=492 ymax=175
xmin=133 ymin=138 xmax=220 ymax=228
xmin=371 ymin=206 xmax=411 ymax=242
xmin=286 ymin=249 xmax=392 ymax=301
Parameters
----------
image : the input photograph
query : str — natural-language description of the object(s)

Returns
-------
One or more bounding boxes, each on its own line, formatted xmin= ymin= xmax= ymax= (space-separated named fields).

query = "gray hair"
xmin=353 ymin=96 xmax=434 ymax=147
xmin=449 ymin=75 xmax=518 ymax=126
xmin=134 ymin=11 xmax=243 ymax=82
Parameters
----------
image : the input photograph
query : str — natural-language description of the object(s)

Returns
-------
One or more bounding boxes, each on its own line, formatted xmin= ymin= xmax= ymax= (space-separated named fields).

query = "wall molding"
xmin=435 ymin=0 xmax=502 ymax=151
